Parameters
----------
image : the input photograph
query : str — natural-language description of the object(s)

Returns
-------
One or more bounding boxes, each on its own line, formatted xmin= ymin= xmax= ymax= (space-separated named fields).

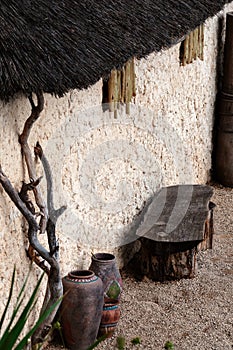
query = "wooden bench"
xmin=125 ymin=185 xmax=214 ymax=281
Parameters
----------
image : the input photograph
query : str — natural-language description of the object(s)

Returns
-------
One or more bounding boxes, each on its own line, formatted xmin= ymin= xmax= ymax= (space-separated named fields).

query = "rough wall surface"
xmin=0 ymin=2 xmax=233 ymax=334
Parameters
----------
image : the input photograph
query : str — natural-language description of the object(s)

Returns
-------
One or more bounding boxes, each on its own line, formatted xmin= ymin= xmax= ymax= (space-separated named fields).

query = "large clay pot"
xmin=89 ymin=253 xmax=123 ymax=337
xmin=89 ymin=253 xmax=123 ymax=302
xmin=61 ymin=270 xmax=104 ymax=350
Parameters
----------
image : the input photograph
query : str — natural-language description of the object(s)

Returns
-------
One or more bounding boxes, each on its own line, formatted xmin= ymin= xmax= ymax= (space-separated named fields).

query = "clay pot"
xmin=98 ymin=301 xmax=121 ymax=338
xmin=89 ymin=253 xmax=123 ymax=303
xmin=61 ymin=270 xmax=104 ymax=350
xmin=101 ymin=302 xmax=121 ymax=325
xmin=89 ymin=253 xmax=123 ymax=337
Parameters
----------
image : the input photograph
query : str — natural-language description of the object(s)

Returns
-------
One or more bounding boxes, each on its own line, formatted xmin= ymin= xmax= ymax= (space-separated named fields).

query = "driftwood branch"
xmin=19 ymin=178 xmax=50 ymax=275
xmin=34 ymin=142 xmax=66 ymax=221
xmin=19 ymin=92 xmax=48 ymax=235
xmin=0 ymin=92 xmax=64 ymax=346
xmin=0 ymin=167 xmax=52 ymax=263
xmin=18 ymin=93 xmax=48 ymax=274
xmin=0 ymin=168 xmax=62 ymax=347
xmin=34 ymin=142 xmax=66 ymax=258
xmin=19 ymin=177 xmax=43 ymax=215
xmin=26 ymin=245 xmax=50 ymax=275
xmin=34 ymin=142 xmax=66 ymax=325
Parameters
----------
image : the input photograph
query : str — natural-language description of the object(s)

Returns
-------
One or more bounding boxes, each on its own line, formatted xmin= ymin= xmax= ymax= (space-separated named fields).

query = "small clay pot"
xmin=98 ymin=301 xmax=121 ymax=338
xmin=101 ymin=302 xmax=121 ymax=325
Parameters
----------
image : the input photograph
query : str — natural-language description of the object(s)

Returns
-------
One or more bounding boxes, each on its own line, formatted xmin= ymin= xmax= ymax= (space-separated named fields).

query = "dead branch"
xmin=34 ymin=142 xmax=66 ymax=258
xmin=0 ymin=167 xmax=62 ymax=346
xmin=34 ymin=142 xmax=66 ymax=320
xmin=0 ymin=92 xmax=64 ymax=346
xmin=0 ymin=167 xmax=52 ymax=263
xmin=34 ymin=142 xmax=66 ymax=222
xmin=19 ymin=177 xmax=50 ymax=275
xmin=19 ymin=177 xmax=43 ymax=215
xmin=27 ymin=245 xmax=50 ymax=275
xmin=19 ymin=92 xmax=48 ymax=234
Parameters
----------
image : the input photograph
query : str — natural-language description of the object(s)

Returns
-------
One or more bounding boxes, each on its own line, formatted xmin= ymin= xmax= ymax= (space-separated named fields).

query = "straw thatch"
xmin=0 ymin=0 xmax=231 ymax=100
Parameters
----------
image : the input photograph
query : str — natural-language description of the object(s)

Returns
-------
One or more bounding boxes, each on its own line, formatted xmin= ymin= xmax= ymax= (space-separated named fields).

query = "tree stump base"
xmin=124 ymin=185 xmax=214 ymax=281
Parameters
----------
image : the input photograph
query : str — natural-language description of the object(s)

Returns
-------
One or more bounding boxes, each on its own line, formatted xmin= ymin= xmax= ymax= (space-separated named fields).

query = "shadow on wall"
xmin=211 ymin=13 xmax=227 ymax=181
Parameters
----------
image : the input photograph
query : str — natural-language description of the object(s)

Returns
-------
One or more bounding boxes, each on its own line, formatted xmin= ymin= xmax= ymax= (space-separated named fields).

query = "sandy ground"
xmin=45 ymin=184 xmax=233 ymax=350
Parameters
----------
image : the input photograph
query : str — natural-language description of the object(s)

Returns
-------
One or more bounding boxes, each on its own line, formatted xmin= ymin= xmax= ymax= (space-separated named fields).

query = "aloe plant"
xmin=0 ymin=267 xmax=61 ymax=350
xmin=86 ymin=334 xmax=107 ymax=350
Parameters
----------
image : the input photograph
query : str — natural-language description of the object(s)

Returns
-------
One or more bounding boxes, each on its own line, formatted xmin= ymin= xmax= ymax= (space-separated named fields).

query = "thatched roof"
xmin=0 ymin=0 xmax=231 ymax=100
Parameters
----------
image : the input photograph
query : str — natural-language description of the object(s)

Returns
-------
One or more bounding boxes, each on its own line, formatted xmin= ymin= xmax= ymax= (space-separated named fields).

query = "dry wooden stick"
xmin=19 ymin=177 xmax=43 ymax=214
xmin=0 ymin=92 xmax=63 ymax=346
xmin=0 ymin=167 xmax=62 ymax=291
xmin=19 ymin=92 xmax=48 ymax=235
xmin=33 ymin=141 xmax=66 ymax=338
xmin=34 ymin=142 xmax=66 ymax=258
xmin=200 ymin=24 xmax=204 ymax=61
xmin=27 ymin=245 xmax=50 ymax=275
xmin=0 ymin=167 xmax=53 ymax=264
xmin=19 ymin=94 xmax=63 ymax=345
xmin=19 ymin=178 xmax=50 ymax=275
xmin=121 ymin=65 xmax=126 ymax=103
xmin=182 ymin=35 xmax=189 ymax=66
xmin=108 ymin=69 xmax=117 ymax=113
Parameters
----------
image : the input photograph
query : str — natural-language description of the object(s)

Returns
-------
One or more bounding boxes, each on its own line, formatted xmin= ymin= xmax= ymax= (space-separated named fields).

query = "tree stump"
xmin=126 ymin=185 xmax=214 ymax=281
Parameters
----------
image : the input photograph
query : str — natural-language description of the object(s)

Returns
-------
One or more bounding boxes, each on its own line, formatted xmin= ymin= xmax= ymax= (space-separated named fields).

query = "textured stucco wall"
xmin=0 ymin=1 xmax=233 ymax=334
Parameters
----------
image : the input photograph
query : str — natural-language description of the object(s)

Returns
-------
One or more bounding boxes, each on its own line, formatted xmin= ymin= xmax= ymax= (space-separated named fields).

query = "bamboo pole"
xmin=106 ymin=58 xmax=135 ymax=115
xmin=199 ymin=24 xmax=204 ymax=61
xmin=188 ymin=31 xmax=194 ymax=64
xmin=131 ymin=58 xmax=136 ymax=98
xmin=125 ymin=60 xmax=132 ymax=114
xmin=108 ymin=69 xmax=117 ymax=112
xmin=121 ymin=65 xmax=126 ymax=103
xmin=193 ymin=27 xmax=198 ymax=60
xmin=182 ymin=35 xmax=189 ymax=66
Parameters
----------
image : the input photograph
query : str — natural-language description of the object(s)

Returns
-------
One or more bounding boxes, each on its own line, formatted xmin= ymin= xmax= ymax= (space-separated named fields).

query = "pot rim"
xmin=92 ymin=253 xmax=115 ymax=262
xmin=68 ymin=270 xmax=95 ymax=279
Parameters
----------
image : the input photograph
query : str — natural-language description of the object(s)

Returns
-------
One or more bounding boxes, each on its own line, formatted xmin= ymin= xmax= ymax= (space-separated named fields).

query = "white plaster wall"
xmin=0 ymin=83 xmax=104 ymax=335
xmin=0 ymin=1 xmax=233 ymax=335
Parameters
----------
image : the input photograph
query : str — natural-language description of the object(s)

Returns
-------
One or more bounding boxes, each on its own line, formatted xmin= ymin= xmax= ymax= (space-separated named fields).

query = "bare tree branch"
xmin=34 ymin=142 xmax=66 ymax=259
xmin=19 ymin=177 xmax=43 ymax=215
xmin=0 ymin=167 xmax=63 ymax=346
xmin=34 ymin=142 xmax=66 ymax=324
xmin=0 ymin=92 xmax=64 ymax=346
xmin=19 ymin=177 xmax=50 ymax=275
xmin=0 ymin=167 xmax=51 ymax=264
xmin=34 ymin=142 xmax=66 ymax=222
xmin=26 ymin=245 xmax=50 ymax=275
xmin=19 ymin=92 xmax=48 ymax=234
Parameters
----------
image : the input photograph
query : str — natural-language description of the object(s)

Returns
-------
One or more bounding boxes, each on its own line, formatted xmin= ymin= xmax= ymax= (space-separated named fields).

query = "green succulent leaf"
xmin=0 ymin=266 xmax=16 ymax=333
xmin=0 ymin=267 xmax=61 ymax=350
xmin=0 ymin=272 xmax=44 ymax=350
xmin=15 ymin=297 xmax=62 ymax=350
xmin=86 ymin=334 xmax=107 ymax=350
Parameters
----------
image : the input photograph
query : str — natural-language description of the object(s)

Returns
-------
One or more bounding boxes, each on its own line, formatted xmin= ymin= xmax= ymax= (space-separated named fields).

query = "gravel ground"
xmin=45 ymin=184 xmax=233 ymax=350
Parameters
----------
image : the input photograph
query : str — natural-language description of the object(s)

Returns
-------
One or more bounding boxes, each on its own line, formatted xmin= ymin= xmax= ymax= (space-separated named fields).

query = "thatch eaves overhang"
xmin=0 ymin=0 xmax=231 ymax=101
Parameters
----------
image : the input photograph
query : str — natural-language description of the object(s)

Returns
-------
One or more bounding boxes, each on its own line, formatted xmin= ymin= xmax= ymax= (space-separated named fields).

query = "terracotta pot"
xmin=98 ymin=302 xmax=121 ymax=338
xmin=61 ymin=270 xmax=104 ymax=350
xmin=89 ymin=253 xmax=123 ymax=303
xmin=101 ymin=302 xmax=121 ymax=325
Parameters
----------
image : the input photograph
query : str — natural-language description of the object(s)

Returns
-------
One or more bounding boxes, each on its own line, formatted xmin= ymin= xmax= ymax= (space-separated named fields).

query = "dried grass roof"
xmin=0 ymin=0 xmax=231 ymax=100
